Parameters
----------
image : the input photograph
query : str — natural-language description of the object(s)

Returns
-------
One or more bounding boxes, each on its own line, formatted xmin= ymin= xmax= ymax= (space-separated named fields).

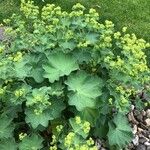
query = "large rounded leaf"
xmin=65 ymin=71 xmax=103 ymax=111
xmin=43 ymin=52 xmax=79 ymax=83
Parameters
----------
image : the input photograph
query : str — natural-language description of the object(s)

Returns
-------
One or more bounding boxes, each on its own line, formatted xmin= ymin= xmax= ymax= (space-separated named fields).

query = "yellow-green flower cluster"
xmin=42 ymin=4 xmax=55 ymax=20
xmin=3 ymin=19 xmax=11 ymax=24
xmin=20 ymin=0 xmax=39 ymax=19
xmin=86 ymin=138 xmax=95 ymax=146
xmin=73 ymin=144 xmax=97 ymax=150
xmin=116 ymin=85 xmax=125 ymax=95
xmin=74 ymin=116 xmax=91 ymax=133
xmin=65 ymin=30 xmax=74 ymax=40
xmin=85 ymin=17 xmax=101 ymax=30
xmin=13 ymin=52 xmax=23 ymax=62
xmin=0 ymin=88 xmax=5 ymax=95
xmin=45 ymin=25 xmax=55 ymax=33
xmin=0 ymin=45 xmax=5 ymax=53
xmin=104 ymin=56 xmax=124 ymax=68
xmin=116 ymin=84 xmax=136 ymax=98
xmin=15 ymin=88 xmax=25 ymax=98
xmin=64 ymin=132 xmax=75 ymax=146
xmin=4 ymin=27 xmax=16 ymax=37
xmin=4 ymin=79 xmax=13 ymax=84
xmin=72 ymin=3 xmax=85 ymax=11
xmin=19 ymin=132 xmax=27 ymax=140
xmin=103 ymin=31 xmax=150 ymax=82
xmin=26 ymin=88 xmax=51 ymax=115
xmin=49 ymin=134 xmax=58 ymax=150
xmin=56 ymin=125 xmax=63 ymax=133
xmin=49 ymin=145 xmax=57 ymax=150
xmin=50 ymin=135 xmax=57 ymax=145
xmin=122 ymin=27 xmax=127 ymax=33
xmin=77 ymin=41 xmax=91 ymax=48
xmin=7 ymin=52 xmax=23 ymax=62
xmin=120 ymin=95 xmax=128 ymax=105
xmin=42 ymin=4 xmax=62 ymax=20
xmin=108 ymin=98 xmax=113 ymax=105
xmin=105 ymin=20 xmax=114 ymax=28
xmin=99 ymin=33 xmax=113 ymax=48
xmin=50 ymin=119 xmax=97 ymax=150
xmin=104 ymin=36 xmax=112 ymax=43
xmin=33 ymin=94 xmax=50 ymax=105
xmin=64 ymin=132 xmax=97 ymax=150
xmin=114 ymin=32 xmax=121 ymax=39
xmin=75 ymin=116 xmax=81 ymax=124
xmin=69 ymin=10 xmax=84 ymax=17
xmin=33 ymin=109 xmax=43 ymax=115
xmin=89 ymin=8 xmax=99 ymax=18
xmin=83 ymin=121 xmax=91 ymax=134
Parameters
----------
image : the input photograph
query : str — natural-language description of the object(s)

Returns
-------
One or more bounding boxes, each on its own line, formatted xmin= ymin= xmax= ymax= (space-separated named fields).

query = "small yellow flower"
xmin=64 ymin=132 xmax=75 ymax=146
xmin=0 ymin=88 xmax=4 ymax=95
xmin=56 ymin=125 xmax=63 ymax=132
xmin=114 ymin=32 xmax=121 ymax=39
xmin=83 ymin=121 xmax=90 ymax=133
xmin=86 ymin=137 xmax=94 ymax=146
xmin=49 ymin=145 xmax=57 ymax=150
xmin=13 ymin=52 xmax=23 ymax=62
xmin=104 ymin=36 xmax=112 ymax=43
xmin=19 ymin=132 xmax=27 ymax=140
xmin=72 ymin=3 xmax=85 ymax=10
xmin=0 ymin=45 xmax=5 ymax=53
xmin=15 ymin=88 xmax=25 ymax=97
xmin=75 ymin=116 xmax=81 ymax=124
xmin=122 ymin=27 xmax=127 ymax=32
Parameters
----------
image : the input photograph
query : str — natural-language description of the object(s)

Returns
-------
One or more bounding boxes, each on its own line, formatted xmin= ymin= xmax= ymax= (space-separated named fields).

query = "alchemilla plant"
xmin=0 ymin=0 xmax=150 ymax=149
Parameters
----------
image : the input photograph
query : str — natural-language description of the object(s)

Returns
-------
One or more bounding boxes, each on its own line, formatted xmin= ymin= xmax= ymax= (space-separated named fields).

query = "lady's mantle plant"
xmin=0 ymin=0 xmax=150 ymax=149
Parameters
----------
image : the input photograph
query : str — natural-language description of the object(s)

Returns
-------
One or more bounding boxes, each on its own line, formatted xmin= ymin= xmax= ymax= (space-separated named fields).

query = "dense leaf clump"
xmin=0 ymin=0 xmax=150 ymax=149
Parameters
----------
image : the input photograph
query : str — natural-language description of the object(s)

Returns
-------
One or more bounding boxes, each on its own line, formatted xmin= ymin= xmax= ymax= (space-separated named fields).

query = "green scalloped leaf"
xmin=43 ymin=52 xmax=79 ymax=83
xmin=19 ymin=134 xmax=43 ymax=150
xmin=14 ymin=57 xmax=31 ymax=79
xmin=65 ymin=71 xmax=103 ymax=111
xmin=0 ymin=138 xmax=18 ymax=150
xmin=107 ymin=113 xmax=133 ymax=148
xmin=0 ymin=115 xmax=14 ymax=139
xmin=27 ymin=54 xmax=45 ymax=83
xmin=25 ymin=99 xmax=65 ymax=129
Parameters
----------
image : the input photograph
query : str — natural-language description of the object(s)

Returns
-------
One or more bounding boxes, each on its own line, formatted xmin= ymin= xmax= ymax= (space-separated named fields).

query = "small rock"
xmin=127 ymin=143 xmax=134 ymax=149
xmin=132 ymin=135 xmax=139 ymax=146
xmin=101 ymin=148 xmax=106 ymax=150
xmin=145 ymin=118 xmax=150 ymax=126
xmin=134 ymin=110 xmax=140 ymax=116
xmin=136 ymin=114 xmax=143 ymax=122
xmin=139 ymin=137 xmax=147 ymax=144
xmin=133 ymin=124 xmax=138 ymax=134
xmin=146 ymin=109 xmax=150 ymax=118
xmin=147 ymin=146 xmax=150 ymax=150
xmin=128 ymin=112 xmax=139 ymax=124
xmin=128 ymin=113 xmax=132 ymax=122
xmin=139 ymin=133 xmax=144 ymax=138
xmin=131 ymin=105 xmax=135 ymax=110
xmin=136 ymin=144 xmax=146 ymax=150
xmin=95 ymin=139 xmax=102 ymax=149
xmin=144 ymin=141 xmax=150 ymax=146
xmin=142 ymin=110 xmax=146 ymax=116
xmin=142 ymin=130 xmax=150 ymax=138
xmin=138 ymin=127 xmax=143 ymax=133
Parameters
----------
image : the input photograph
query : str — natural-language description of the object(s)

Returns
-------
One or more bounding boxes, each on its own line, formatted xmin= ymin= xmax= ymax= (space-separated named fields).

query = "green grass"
xmin=0 ymin=0 xmax=150 ymax=42
xmin=0 ymin=0 xmax=150 ymax=65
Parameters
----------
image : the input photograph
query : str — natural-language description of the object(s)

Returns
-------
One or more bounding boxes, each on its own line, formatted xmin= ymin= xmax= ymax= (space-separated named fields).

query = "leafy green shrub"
xmin=0 ymin=0 xmax=150 ymax=149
